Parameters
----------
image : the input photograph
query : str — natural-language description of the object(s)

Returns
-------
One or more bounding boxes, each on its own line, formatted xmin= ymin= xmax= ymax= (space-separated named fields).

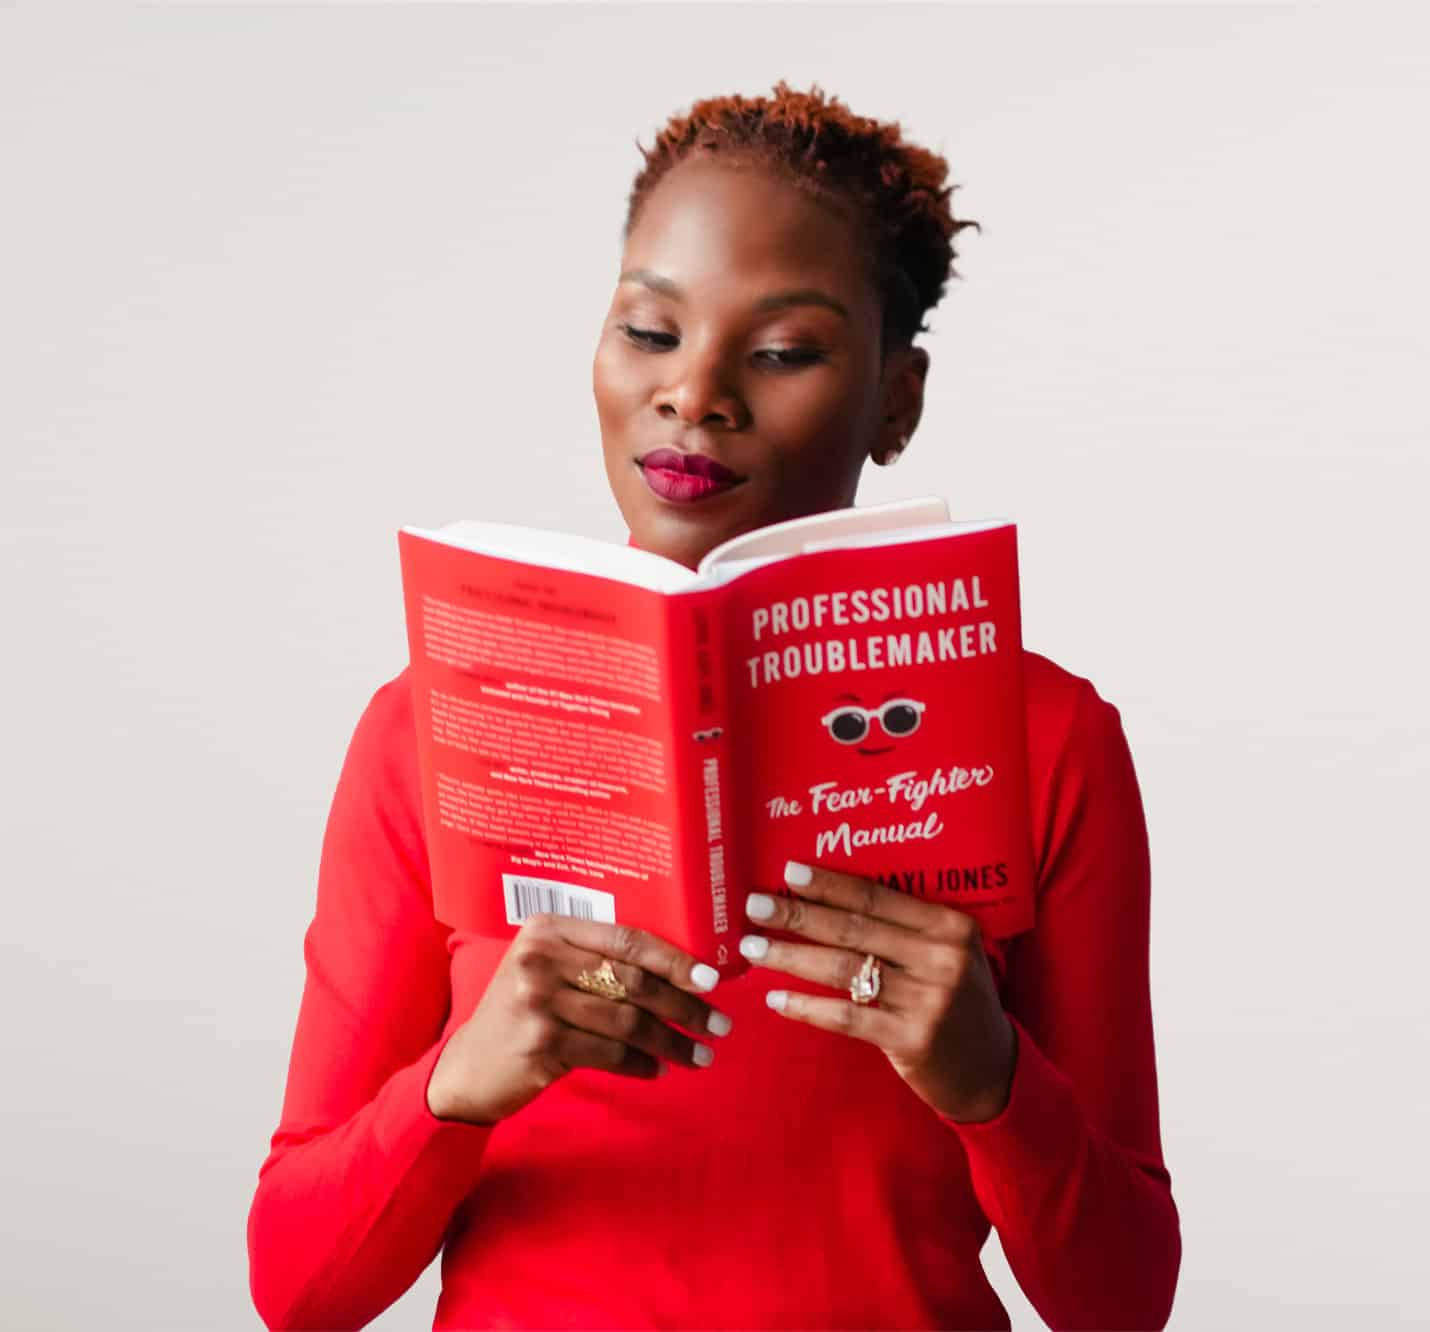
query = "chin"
xmin=631 ymin=514 xmax=734 ymax=570
xmin=620 ymin=468 xmax=851 ymax=565
xmin=623 ymin=479 xmax=759 ymax=551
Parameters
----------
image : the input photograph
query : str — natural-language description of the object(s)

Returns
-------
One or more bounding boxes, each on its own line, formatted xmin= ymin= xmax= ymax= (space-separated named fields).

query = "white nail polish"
xmin=766 ymin=990 xmax=789 ymax=1013
xmin=692 ymin=1042 xmax=714 ymax=1067
xmin=746 ymin=893 xmax=775 ymax=920
xmin=690 ymin=963 xmax=719 ymax=991
xmin=739 ymin=935 xmax=769 ymax=961
xmin=706 ymin=1010 xmax=733 ymax=1037
xmin=784 ymin=860 xmax=812 ymax=887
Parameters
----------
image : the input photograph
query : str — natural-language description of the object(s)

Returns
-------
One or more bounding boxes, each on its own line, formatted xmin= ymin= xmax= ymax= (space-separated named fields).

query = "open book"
xmin=398 ymin=497 xmax=1035 ymax=978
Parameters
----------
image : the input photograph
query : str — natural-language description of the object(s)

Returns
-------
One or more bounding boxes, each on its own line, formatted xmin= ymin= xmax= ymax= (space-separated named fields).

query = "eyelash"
xmin=618 ymin=323 xmax=826 ymax=369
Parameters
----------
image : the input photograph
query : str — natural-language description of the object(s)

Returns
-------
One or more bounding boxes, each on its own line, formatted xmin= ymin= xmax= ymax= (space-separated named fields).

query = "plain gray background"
xmin=3 ymin=2 xmax=1426 ymax=1328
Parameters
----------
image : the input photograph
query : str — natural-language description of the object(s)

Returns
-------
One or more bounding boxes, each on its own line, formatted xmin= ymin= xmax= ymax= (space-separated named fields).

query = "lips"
xmin=637 ymin=447 xmax=744 ymax=485
xmin=635 ymin=446 xmax=747 ymax=505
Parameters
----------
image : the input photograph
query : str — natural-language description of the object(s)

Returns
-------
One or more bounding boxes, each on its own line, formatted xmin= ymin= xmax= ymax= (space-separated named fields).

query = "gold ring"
xmin=574 ymin=958 xmax=628 ymax=1001
xmin=850 ymin=953 xmax=882 ymax=1006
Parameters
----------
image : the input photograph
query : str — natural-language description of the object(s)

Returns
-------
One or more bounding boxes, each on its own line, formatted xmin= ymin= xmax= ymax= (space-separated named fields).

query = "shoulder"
xmin=333 ymin=663 xmax=425 ymax=840
xmin=349 ymin=663 xmax=419 ymax=756
xmin=1021 ymin=646 xmax=1107 ymax=767
xmin=1019 ymin=647 xmax=1143 ymax=890
xmin=1021 ymin=644 xmax=1133 ymax=786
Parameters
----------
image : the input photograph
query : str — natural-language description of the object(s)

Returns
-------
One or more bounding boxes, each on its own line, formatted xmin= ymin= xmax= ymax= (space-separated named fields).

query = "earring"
xmin=879 ymin=433 xmax=909 ymax=466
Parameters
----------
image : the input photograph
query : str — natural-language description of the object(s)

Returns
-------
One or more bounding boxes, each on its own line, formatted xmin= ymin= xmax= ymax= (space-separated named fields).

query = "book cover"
xmin=397 ymin=504 xmax=1035 ymax=977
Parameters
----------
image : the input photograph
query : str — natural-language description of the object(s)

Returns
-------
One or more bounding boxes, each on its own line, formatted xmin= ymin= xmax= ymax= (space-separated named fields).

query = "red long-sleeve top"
xmin=248 ymin=643 xmax=1181 ymax=1330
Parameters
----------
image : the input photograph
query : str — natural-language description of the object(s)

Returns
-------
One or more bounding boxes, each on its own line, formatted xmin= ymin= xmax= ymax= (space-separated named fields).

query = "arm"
xmin=246 ymin=676 xmax=492 ymax=1331
xmin=946 ymin=682 xmax=1182 ymax=1330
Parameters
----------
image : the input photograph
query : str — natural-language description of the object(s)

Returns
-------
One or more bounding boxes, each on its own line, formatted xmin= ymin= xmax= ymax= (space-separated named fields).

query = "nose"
xmin=655 ymin=343 xmax=748 ymax=430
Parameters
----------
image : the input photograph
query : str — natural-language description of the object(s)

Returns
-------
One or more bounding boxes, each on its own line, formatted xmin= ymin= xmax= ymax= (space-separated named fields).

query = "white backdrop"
xmin=3 ymin=3 xmax=1426 ymax=1328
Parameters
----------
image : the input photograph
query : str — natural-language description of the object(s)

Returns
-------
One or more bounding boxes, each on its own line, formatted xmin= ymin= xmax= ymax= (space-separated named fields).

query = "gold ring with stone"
xmin=850 ymin=953 xmax=882 ymax=1006
xmin=574 ymin=958 xmax=628 ymax=1001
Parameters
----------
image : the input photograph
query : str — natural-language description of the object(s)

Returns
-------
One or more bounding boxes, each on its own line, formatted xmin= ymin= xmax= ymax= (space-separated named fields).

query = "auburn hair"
xmin=624 ymin=81 xmax=979 ymax=353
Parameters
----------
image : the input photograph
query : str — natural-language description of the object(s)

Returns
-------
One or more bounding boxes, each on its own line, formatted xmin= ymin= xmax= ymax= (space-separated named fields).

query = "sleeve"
xmin=943 ymin=681 xmax=1182 ymax=1331
xmin=246 ymin=676 xmax=494 ymax=1331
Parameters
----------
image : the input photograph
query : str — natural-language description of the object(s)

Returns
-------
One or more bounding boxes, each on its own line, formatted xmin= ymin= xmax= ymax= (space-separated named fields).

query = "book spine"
xmin=661 ymin=589 xmax=741 ymax=975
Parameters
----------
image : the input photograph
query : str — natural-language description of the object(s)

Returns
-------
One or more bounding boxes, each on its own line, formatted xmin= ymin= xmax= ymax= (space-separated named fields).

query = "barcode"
xmin=503 ymin=874 xmax=617 ymax=926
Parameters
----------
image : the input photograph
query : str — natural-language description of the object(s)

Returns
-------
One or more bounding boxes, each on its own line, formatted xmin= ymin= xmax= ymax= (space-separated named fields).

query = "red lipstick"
xmin=637 ymin=448 xmax=745 ymax=503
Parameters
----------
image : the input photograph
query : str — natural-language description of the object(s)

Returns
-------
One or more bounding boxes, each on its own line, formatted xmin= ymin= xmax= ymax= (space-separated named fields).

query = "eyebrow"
xmin=618 ymin=268 xmax=849 ymax=321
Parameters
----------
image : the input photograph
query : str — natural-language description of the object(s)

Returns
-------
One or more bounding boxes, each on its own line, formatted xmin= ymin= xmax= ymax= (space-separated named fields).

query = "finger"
xmin=737 ymin=935 xmax=911 ymax=1012
xmin=544 ymin=915 xmax=722 ymax=994
xmin=557 ymin=935 xmax=733 ymax=1040
xmin=551 ymin=987 xmax=715 ymax=1070
xmin=551 ymin=1021 xmax=664 ymax=1080
xmin=744 ymin=884 xmax=926 ymax=970
xmin=779 ymin=860 xmax=984 ymax=945
xmin=764 ymin=987 xmax=903 ymax=1048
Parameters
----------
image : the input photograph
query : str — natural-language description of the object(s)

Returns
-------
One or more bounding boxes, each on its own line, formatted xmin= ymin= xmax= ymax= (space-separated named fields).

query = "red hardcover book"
xmin=398 ymin=497 xmax=1035 ymax=979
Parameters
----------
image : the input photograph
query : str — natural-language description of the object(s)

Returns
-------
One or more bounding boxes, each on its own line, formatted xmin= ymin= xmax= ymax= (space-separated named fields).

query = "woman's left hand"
xmin=741 ymin=859 xmax=1018 ymax=1123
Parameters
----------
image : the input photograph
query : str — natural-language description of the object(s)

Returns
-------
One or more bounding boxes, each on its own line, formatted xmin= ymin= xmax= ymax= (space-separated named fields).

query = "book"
xmin=397 ymin=497 xmax=1035 ymax=979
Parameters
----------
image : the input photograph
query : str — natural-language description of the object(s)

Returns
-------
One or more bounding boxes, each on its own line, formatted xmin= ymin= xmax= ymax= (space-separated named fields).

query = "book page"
xmin=696 ymin=495 xmax=950 ymax=571
xmin=402 ymin=521 xmax=696 ymax=593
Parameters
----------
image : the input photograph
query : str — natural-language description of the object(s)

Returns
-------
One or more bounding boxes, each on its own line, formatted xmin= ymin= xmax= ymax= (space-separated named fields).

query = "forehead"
xmin=623 ymin=156 xmax=872 ymax=302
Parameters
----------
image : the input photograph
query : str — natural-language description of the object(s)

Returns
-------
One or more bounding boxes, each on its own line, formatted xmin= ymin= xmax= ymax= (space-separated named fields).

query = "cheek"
xmin=592 ymin=339 xmax=645 ymax=430
xmin=766 ymin=378 xmax=874 ymax=470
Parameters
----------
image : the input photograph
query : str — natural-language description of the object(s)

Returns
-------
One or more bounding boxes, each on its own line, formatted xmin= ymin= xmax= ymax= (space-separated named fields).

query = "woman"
xmin=248 ymin=83 xmax=1181 ymax=1330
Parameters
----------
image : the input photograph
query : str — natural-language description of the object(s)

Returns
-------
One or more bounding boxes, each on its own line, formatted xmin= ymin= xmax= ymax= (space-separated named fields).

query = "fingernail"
xmin=784 ymin=860 xmax=812 ymax=887
xmin=690 ymin=963 xmax=719 ymax=991
xmin=766 ymin=990 xmax=789 ymax=1013
xmin=745 ymin=893 xmax=775 ymax=921
xmin=706 ymin=1010 xmax=733 ymax=1037
xmin=692 ymin=1042 xmax=715 ymax=1068
xmin=739 ymin=934 xmax=769 ymax=961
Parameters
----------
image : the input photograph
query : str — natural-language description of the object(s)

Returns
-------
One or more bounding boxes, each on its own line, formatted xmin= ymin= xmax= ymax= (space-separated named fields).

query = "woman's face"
xmin=593 ymin=155 xmax=927 ymax=570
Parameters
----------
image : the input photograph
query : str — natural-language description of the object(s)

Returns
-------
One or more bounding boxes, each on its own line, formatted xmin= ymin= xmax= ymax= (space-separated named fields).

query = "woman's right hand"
xmin=426 ymin=913 xmax=731 ymax=1125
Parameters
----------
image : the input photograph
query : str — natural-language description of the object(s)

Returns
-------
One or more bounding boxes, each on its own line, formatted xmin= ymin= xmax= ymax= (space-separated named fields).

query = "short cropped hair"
xmin=625 ymin=80 xmax=979 ymax=353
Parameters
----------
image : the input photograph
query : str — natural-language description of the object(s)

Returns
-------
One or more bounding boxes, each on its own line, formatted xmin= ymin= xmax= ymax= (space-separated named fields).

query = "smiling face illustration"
xmin=819 ymin=693 xmax=926 ymax=756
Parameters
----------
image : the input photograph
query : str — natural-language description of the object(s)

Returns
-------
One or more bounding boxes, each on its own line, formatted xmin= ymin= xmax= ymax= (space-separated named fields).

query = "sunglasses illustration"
xmin=819 ymin=698 xmax=926 ymax=745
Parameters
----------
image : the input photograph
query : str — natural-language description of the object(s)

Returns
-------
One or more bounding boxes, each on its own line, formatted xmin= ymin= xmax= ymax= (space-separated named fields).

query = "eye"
xmin=619 ymin=324 xmax=826 ymax=369
xmin=755 ymin=346 xmax=823 ymax=371
xmin=754 ymin=347 xmax=827 ymax=369
xmin=620 ymin=323 xmax=677 ymax=349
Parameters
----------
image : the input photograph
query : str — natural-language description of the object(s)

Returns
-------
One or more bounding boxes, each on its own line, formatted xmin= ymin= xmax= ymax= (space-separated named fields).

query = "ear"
xmin=871 ymin=344 xmax=930 ymax=465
